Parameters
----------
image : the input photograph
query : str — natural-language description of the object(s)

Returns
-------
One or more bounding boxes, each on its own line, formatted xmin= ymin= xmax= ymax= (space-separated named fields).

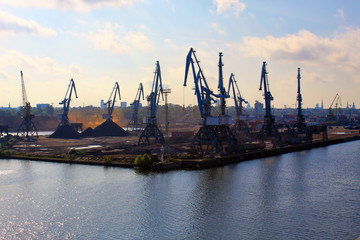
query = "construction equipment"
xmin=228 ymin=73 xmax=250 ymax=136
xmin=127 ymin=83 xmax=144 ymax=132
xmin=102 ymin=82 xmax=121 ymax=121
xmin=17 ymin=71 xmax=38 ymax=138
xmin=327 ymin=93 xmax=342 ymax=121
xmin=184 ymin=48 xmax=236 ymax=157
xmin=290 ymin=68 xmax=312 ymax=142
xmin=138 ymin=61 xmax=165 ymax=145
xmin=258 ymin=61 xmax=281 ymax=146
xmin=57 ymin=79 xmax=79 ymax=129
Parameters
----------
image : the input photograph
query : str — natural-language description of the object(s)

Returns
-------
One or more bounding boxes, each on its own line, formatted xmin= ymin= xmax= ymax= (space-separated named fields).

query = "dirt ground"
xmin=9 ymin=126 xmax=360 ymax=158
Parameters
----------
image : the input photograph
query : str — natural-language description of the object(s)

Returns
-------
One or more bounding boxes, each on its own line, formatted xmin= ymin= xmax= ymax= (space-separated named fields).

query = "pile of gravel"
xmin=92 ymin=120 xmax=129 ymax=137
xmin=49 ymin=125 xmax=81 ymax=139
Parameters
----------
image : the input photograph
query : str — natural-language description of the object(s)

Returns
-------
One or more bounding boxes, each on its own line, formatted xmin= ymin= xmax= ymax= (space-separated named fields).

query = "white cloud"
xmin=0 ymin=10 xmax=56 ymax=37
xmin=213 ymin=0 xmax=246 ymax=16
xmin=228 ymin=28 xmax=360 ymax=71
xmin=335 ymin=9 xmax=345 ymax=20
xmin=211 ymin=23 xmax=226 ymax=35
xmin=86 ymin=23 xmax=129 ymax=54
xmin=124 ymin=32 xmax=154 ymax=50
xmin=0 ymin=49 xmax=80 ymax=75
xmin=0 ymin=0 xmax=135 ymax=12
xmin=85 ymin=22 xmax=153 ymax=54
xmin=164 ymin=38 xmax=177 ymax=49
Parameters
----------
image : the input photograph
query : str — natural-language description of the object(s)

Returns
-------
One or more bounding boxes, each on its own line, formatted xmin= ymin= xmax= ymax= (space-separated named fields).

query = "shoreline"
xmin=2 ymin=135 xmax=360 ymax=171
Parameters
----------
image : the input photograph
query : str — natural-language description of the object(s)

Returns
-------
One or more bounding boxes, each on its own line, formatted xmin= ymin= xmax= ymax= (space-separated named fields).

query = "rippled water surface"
xmin=1 ymin=141 xmax=360 ymax=239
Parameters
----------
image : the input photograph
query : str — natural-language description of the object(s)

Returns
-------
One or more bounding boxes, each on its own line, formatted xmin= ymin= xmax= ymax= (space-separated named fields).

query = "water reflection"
xmin=1 ymin=141 xmax=360 ymax=239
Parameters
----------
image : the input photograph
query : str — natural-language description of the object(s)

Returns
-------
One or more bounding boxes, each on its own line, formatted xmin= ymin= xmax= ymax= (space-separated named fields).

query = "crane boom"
xmin=20 ymin=71 xmax=28 ymax=106
xmin=127 ymin=83 xmax=144 ymax=131
xmin=17 ymin=71 xmax=38 ymax=138
xmin=103 ymin=82 xmax=121 ymax=119
xmin=228 ymin=73 xmax=248 ymax=118
xmin=259 ymin=61 xmax=273 ymax=118
xmin=138 ymin=61 xmax=165 ymax=145
xmin=148 ymin=61 xmax=163 ymax=119
xmin=58 ymin=79 xmax=78 ymax=126
xmin=297 ymin=68 xmax=302 ymax=117
xmin=184 ymin=48 xmax=227 ymax=118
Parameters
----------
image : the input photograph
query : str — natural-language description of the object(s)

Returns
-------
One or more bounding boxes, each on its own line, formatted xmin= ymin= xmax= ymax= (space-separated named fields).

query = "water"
xmin=1 ymin=141 xmax=360 ymax=239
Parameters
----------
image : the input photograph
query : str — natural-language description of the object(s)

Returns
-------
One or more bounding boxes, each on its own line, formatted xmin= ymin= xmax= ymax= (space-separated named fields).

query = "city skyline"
xmin=0 ymin=0 xmax=359 ymax=109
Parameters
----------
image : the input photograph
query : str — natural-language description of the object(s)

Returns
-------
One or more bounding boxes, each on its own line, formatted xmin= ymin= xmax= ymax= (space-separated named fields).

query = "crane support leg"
xmin=138 ymin=123 xmax=165 ymax=145
xmin=191 ymin=125 xmax=237 ymax=157
xmin=17 ymin=118 xmax=38 ymax=138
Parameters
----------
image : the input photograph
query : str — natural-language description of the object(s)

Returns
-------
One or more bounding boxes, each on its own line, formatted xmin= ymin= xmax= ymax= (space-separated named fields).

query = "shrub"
xmin=134 ymin=153 xmax=152 ymax=169
xmin=68 ymin=148 xmax=76 ymax=155
xmin=104 ymin=156 xmax=112 ymax=164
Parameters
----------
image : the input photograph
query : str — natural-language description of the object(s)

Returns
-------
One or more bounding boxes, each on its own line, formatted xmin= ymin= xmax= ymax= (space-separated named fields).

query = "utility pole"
xmin=162 ymin=88 xmax=171 ymax=139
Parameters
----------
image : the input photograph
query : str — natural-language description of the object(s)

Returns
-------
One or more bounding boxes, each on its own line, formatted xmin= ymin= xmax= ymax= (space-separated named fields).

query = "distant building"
xmin=36 ymin=103 xmax=50 ymax=109
xmin=254 ymin=101 xmax=264 ymax=120
xmin=100 ymin=100 xmax=106 ymax=109
xmin=120 ymin=102 xmax=127 ymax=108
xmin=247 ymin=103 xmax=251 ymax=109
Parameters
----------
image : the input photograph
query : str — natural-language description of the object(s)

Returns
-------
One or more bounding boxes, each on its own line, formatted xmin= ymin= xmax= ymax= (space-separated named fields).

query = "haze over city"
xmin=0 ymin=0 xmax=359 ymax=109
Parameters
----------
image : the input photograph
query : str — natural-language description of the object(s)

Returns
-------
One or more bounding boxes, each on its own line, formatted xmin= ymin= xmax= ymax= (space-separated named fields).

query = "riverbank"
xmin=2 ymin=134 xmax=360 ymax=171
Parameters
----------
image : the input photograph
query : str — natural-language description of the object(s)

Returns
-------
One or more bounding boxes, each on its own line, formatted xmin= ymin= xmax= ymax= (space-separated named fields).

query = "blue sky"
xmin=0 ymin=0 xmax=359 ymax=109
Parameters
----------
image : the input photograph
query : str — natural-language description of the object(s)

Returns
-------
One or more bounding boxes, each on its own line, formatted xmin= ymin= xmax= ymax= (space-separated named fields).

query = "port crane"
xmin=138 ymin=61 xmax=165 ymax=145
xmin=127 ymin=83 xmax=144 ymax=132
xmin=57 ymin=79 xmax=79 ymax=130
xmin=102 ymin=82 xmax=121 ymax=121
xmin=258 ymin=61 xmax=281 ymax=146
xmin=290 ymin=68 xmax=312 ymax=142
xmin=228 ymin=73 xmax=250 ymax=136
xmin=184 ymin=48 xmax=236 ymax=157
xmin=327 ymin=93 xmax=342 ymax=121
xmin=17 ymin=71 xmax=38 ymax=138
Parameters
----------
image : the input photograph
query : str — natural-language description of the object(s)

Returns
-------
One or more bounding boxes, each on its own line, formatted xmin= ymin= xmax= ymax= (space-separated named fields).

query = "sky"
xmin=0 ymin=0 xmax=359 ymax=110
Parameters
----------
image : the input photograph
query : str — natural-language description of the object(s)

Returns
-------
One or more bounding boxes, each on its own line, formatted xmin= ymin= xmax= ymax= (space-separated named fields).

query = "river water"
xmin=1 ymin=141 xmax=360 ymax=239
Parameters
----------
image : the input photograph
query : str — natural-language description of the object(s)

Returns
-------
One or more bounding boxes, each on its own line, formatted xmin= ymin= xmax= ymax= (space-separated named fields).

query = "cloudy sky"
xmin=0 ymin=0 xmax=359 ymax=109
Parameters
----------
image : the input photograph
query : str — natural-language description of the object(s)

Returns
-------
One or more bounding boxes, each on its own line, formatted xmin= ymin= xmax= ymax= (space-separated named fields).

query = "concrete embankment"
xmin=4 ymin=136 xmax=360 ymax=171
xmin=153 ymin=136 xmax=360 ymax=171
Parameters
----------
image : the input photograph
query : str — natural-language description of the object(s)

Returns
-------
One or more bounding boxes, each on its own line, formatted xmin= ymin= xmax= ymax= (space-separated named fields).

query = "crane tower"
xmin=17 ymin=71 xmax=38 ymax=138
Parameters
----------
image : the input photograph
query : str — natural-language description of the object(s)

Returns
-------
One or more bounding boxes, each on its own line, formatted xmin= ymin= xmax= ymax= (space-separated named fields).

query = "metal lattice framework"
xmin=184 ymin=49 xmax=237 ymax=157
xmin=138 ymin=61 xmax=165 ymax=145
xmin=17 ymin=71 xmax=38 ymax=138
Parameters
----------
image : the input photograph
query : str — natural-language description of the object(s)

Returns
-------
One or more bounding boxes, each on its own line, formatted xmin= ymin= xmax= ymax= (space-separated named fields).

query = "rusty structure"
xmin=17 ymin=71 xmax=38 ymax=138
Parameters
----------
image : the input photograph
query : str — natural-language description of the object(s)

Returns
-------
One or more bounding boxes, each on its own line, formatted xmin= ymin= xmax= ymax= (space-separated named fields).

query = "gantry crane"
xmin=17 ymin=71 xmax=38 ymax=138
xmin=138 ymin=61 xmax=165 ymax=145
xmin=258 ymin=61 xmax=281 ymax=146
xmin=228 ymin=73 xmax=250 ymax=136
xmin=184 ymin=48 xmax=236 ymax=157
xmin=102 ymin=82 xmax=121 ymax=121
xmin=290 ymin=68 xmax=312 ymax=142
xmin=127 ymin=83 xmax=144 ymax=132
xmin=57 ymin=79 xmax=79 ymax=129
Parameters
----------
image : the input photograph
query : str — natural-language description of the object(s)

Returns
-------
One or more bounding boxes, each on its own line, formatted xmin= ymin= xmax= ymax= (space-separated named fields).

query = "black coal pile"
xmin=93 ymin=120 xmax=129 ymax=137
xmin=81 ymin=127 xmax=94 ymax=137
xmin=49 ymin=124 xmax=81 ymax=139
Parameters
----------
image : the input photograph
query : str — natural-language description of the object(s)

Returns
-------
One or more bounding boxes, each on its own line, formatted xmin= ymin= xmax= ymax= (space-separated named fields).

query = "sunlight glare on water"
xmin=1 ymin=141 xmax=360 ymax=239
